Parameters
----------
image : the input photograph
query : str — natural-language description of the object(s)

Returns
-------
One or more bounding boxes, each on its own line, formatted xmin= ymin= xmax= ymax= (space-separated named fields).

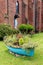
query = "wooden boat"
xmin=6 ymin=46 xmax=34 ymax=56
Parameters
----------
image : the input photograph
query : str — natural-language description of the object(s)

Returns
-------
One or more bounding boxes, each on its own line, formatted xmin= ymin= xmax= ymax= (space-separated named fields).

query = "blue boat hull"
xmin=7 ymin=46 xmax=34 ymax=56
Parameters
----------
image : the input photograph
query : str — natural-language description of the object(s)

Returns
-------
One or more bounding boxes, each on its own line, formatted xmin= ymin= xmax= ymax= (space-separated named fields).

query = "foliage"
xmin=12 ymin=29 xmax=19 ymax=34
xmin=4 ymin=35 xmax=18 ymax=46
xmin=4 ymin=33 xmax=37 ymax=49
xmin=4 ymin=35 xmax=23 ymax=46
xmin=4 ymin=34 xmax=30 ymax=47
xmin=18 ymin=24 xmax=34 ymax=34
xmin=22 ymin=41 xmax=37 ymax=49
xmin=19 ymin=38 xmax=24 ymax=45
xmin=23 ymin=35 xmax=29 ymax=43
xmin=0 ymin=24 xmax=19 ymax=40
xmin=18 ymin=24 xmax=26 ymax=34
xmin=26 ymin=24 xmax=34 ymax=32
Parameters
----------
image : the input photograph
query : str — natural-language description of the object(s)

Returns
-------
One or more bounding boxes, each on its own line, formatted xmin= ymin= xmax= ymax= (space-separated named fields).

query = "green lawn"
xmin=0 ymin=33 xmax=43 ymax=65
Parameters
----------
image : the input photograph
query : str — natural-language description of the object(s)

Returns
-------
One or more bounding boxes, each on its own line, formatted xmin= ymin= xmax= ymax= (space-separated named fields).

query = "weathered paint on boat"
xmin=7 ymin=46 xmax=34 ymax=56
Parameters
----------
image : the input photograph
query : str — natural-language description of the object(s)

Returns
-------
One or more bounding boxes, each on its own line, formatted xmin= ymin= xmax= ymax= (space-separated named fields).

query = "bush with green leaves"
xmin=26 ymin=24 xmax=34 ymax=33
xmin=18 ymin=24 xmax=26 ymax=34
xmin=18 ymin=24 xmax=34 ymax=34
xmin=0 ymin=24 xmax=19 ymax=40
xmin=12 ymin=29 xmax=19 ymax=34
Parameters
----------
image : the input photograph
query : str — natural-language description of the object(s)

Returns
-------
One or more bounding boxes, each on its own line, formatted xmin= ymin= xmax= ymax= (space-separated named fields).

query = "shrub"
xmin=0 ymin=24 xmax=19 ymax=40
xmin=26 ymin=24 xmax=34 ymax=33
xmin=0 ymin=24 xmax=11 ymax=39
xmin=12 ymin=29 xmax=19 ymax=34
xmin=18 ymin=24 xmax=26 ymax=34
xmin=18 ymin=24 xmax=34 ymax=34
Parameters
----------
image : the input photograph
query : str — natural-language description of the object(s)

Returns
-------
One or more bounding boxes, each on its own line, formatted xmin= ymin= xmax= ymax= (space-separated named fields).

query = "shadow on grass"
xmin=4 ymin=49 xmax=39 ymax=61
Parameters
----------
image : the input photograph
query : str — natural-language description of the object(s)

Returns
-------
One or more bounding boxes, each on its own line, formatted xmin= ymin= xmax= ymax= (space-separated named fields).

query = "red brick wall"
xmin=38 ymin=0 xmax=43 ymax=32
xmin=0 ymin=0 xmax=43 ymax=32
xmin=6 ymin=0 xmax=23 ymax=27
xmin=0 ymin=0 xmax=23 ymax=27
xmin=0 ymin=0 xmax=5 ymax=23
xmin=42 ymin=1 xmax=43 ymax=31
xmin=28 ymin=0 xmax=33 ymax=25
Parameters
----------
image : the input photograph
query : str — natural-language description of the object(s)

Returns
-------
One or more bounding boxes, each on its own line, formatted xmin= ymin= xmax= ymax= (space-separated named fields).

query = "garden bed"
xmin=4 ymin=34 xmax=37 ymax=57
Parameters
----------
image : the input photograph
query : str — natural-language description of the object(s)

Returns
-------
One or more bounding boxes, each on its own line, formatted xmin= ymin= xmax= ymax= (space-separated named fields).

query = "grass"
xmin=0 ymin=33 xmax=43 ymax=65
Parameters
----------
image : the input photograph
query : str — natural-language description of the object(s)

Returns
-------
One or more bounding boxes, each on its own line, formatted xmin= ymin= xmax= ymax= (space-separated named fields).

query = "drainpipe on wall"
xmin=6 ymin=0 xmax=9 ymax=24
xmin=33 ymin=0 xmax=38 ymax=32
xmin=22 ymin=0 xmax=24 ymax=23
xmin=33 ymin=0 xmax=36 ymax=32
xmin=5 ymin=0 xmax=9 ymax=24
xmin=7 ymin=0 xmax=9 ymax=15
xmin=39 ymin=1 xmax=42 ymax=32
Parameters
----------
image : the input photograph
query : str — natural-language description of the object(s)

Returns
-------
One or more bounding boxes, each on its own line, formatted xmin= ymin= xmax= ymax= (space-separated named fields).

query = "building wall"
xmin=0 ymin=0 xmax=5 ymax=23
xmin=42 ymin=1 xmax=43 ymax=31
xmin=0 ymin=0 xmax=43 ymax=32
xmin=5 ymin=0 xmax=23 ymax=27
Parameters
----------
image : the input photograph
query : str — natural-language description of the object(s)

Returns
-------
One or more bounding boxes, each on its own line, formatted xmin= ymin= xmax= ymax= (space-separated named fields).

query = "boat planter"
xmin=6 ymin=46 xmax=34 ymax=56
xmin=4 ymin=35 xmax=36 ymax=57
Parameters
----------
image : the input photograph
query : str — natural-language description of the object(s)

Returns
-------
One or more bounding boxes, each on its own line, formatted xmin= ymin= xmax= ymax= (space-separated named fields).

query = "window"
xmin=16 ymin=1 xmax=19 ymax=14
